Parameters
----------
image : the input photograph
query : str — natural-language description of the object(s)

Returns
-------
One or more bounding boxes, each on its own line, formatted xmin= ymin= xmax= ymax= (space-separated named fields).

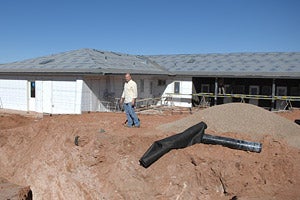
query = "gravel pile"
xmin=157 ymin=103 xmax=300 ymax=148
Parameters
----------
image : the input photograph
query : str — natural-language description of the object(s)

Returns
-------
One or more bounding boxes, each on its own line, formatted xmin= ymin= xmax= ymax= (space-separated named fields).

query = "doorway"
xmin=276 ymin=86 xmax=287 ymax=110
xmin=249 ymin=85 xmax=259 ymax=105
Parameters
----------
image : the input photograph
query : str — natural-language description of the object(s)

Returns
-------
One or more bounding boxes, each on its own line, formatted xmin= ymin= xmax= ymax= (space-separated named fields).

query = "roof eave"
xmin=0 ymin=68 xmax=172 ymax=76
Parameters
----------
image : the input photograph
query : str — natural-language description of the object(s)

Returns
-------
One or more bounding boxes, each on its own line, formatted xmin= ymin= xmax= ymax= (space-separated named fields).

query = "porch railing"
xmin=193 ymin=92 xmax=300 ymax=110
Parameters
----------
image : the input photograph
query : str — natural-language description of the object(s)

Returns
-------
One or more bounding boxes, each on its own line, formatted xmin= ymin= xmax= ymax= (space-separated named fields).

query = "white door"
xmin=42 ymin=81 xmax=53 ymax=114
xmin=28 ymin=81 xmax=36 ymax=111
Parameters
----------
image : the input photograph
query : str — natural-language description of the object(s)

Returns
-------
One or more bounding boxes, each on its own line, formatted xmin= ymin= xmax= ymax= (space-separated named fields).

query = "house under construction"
xmin=0 ymin=48 xmax=299 ymax=114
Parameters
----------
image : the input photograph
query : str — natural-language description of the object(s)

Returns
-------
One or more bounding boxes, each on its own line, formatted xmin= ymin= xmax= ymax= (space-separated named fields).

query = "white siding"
xmin=0 ymin=76 xmax=84 ymax=114
xmin=180 ymin=81 xmax=193 ymax=94
xmin=0 ymin=79 xmax=28 ymax=111
xmin=41 ymin=81 xmax=53 ymax=114
xmin=35 ymin=80 xmax=44 ymax=113
xmin=0 ymin=75 xmax=193 ymax=114
xmin=35 ymin=79 xmax=82 ymax=114
xmin=75 ymin=80 xmax=83 ymax=114
xmin=51 ymin=81 xmax=78 ymax=114
xmin=160 ymin=78 xmax=193 ymax=107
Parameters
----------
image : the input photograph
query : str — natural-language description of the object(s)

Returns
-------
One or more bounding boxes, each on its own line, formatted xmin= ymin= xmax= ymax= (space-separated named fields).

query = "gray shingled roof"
xmin=149 ymin=52 xmax=300 ymax=78
xmin=0 ymin=49 xmax=299 ymax=78
xmin=0 ymin=48 xmax=169 ymax=75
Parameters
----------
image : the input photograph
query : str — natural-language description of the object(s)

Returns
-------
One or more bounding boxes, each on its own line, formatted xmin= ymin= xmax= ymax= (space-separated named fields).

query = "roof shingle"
xmin=0 ymin=49 xmax=299 ymax=78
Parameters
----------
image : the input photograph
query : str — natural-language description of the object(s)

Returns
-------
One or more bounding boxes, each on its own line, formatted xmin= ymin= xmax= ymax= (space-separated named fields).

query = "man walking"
xmin=120 ymin=73 xmax=140 ymax=128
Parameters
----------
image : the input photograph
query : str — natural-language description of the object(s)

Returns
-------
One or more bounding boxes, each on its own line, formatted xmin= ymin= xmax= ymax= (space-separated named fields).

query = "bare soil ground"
xmin=0 ymin=103 xmax=300 ymax=200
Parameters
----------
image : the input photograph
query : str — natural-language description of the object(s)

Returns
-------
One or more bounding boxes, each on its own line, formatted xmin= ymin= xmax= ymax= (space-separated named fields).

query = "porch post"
xmin=271 ymin=79 xmax=276 ymax=110
xmin=214 ymin=77 xmax=218 ymax=106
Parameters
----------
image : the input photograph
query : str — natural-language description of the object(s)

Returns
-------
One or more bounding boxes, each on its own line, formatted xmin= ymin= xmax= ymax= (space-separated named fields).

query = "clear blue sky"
xmin=1 ymin=0 xmax=299 ymax=63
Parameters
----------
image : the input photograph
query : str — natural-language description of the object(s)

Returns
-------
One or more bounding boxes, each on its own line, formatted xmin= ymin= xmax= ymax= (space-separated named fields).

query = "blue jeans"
xmin=124 ymin=103 xmax=140 ymax=127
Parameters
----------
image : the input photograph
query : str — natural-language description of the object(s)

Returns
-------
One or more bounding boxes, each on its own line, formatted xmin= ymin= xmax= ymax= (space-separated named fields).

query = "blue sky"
xmin=0 ymin=0 xmax=299 ymax=63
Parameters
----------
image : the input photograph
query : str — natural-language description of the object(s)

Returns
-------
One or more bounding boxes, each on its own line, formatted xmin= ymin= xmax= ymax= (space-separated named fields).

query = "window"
xmin=30 ymin=81 xmax=35 ymax=98
xmin=224 ymin=84 xmax=230 ymax=94
xmin=158 ymin=79 xmax=166 ymax=86
xmin=140 ymin=79 xmax=144 ymax=93
xmin=201 ymin=84 xmax=210 ymax=93
xmin=276 ymin=86 xmax=287 ymax=96
xmin=174 ymin=82 xmax=180 ymax=94
xmin=249 ymin=86 xmax=259 ymax=95
xmin=261 ymin=86 xmax=272 ymax=95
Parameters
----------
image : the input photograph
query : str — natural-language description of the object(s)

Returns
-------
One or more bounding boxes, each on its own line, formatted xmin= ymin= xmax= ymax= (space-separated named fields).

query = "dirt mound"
xmin=158 ymin=103 xmax=300 ymax=148
xmin=0 ymin=113 xmax=34 ymax=130
xmin=0 ymin=109 xmax=300 ymax=199
xmin=0 ymin=177 xmax=32 ymax=200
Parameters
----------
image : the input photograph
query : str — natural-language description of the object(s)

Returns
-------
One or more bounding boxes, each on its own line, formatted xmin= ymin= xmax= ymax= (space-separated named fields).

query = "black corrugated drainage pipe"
xmin=139 ymin=122 xmax=207 ymax=168
xmin=140 ymin=121 xmax=262 ymax=168
xmin=201 ymin=134 xmax=262 ymax=153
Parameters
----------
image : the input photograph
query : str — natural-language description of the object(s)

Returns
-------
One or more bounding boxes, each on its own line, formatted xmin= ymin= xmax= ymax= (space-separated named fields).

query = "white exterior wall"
xmin=35 ymin=80 xmax=44 ymax=112
xmin=51 ymin=80 xmax=81 ymax=114
xmin=0 ymin=75 xmax=193 ymax=114
xmin=35 ymin=79 xmax=82 ymax=114
xmin=0 ymin=79 xmax=28 ymax=111
xmin=117 ymin=75 xmax=193 ymax=109
xmin=135 ymin=75 xmax=171 ymax=99
xmin=0 ymin=77 xmax=82 ymax=114
xmin=160 ymin=77 xmax=193 ymax=107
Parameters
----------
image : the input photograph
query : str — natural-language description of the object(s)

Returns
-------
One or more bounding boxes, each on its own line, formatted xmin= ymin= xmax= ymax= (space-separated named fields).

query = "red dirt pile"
xmin=158 ymin=103 xmax=300 ymax=148
xmin=0 ymin=103 xmax=300 ymax=199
